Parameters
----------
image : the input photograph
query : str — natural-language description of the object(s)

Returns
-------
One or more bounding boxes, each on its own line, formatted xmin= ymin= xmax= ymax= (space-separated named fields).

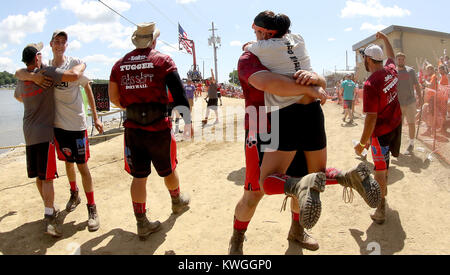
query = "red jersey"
xmin=238 ymin=51 xmax=269 ymax=132
xmin=110 ymin=48 xmax=177 ymax=131
xmin=363 ymin=58 xmax=402 ymax=137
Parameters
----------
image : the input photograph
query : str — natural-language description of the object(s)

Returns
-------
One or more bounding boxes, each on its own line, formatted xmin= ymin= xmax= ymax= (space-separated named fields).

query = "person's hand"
xmin=33 ymin=70 xmax=53 ymax=89
xmin=242 ymin=41 xmax=256 ymax=51
xmin=183 ymin=123 xmax=193 ymax=140
xmin=309 ymin=86 xmax=327 ymax=105
xmin=376 ymin=31 xmax=387 ymax=40
xmin=94 ymin=118 xmax=104 ymax=134
xmin=294 ymin=70 xmax=320 ymax=86
xmin=354 ymin=142 xmax=369 ymax=156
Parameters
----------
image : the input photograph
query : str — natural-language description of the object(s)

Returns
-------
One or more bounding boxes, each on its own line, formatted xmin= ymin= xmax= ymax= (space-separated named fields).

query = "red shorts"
xmin=370 ymin=124 xmax=402 ymax=171
xmin=26 ymin=141 xmax=57 ymax=181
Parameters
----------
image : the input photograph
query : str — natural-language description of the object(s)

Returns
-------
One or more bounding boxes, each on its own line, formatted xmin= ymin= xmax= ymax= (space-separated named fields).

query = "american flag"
xmin=178 ymin=23 xmax=193 ymax=55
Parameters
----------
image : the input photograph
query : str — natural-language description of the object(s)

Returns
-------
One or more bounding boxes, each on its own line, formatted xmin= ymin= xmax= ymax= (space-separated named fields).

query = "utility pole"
xmin=208 ymin=22 xmax=220 ymax=83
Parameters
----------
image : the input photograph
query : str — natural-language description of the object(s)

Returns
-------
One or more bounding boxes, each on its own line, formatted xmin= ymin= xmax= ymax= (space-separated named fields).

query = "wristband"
xmin=360 ymin=142 xmax=366 ymax=147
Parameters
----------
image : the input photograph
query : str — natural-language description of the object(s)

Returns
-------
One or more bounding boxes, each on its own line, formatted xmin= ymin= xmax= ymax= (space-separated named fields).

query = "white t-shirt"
xmin=247 ymin=33 xmax=312 ymax=110
xmin=50 ymin=57 xmax=91 ymax=131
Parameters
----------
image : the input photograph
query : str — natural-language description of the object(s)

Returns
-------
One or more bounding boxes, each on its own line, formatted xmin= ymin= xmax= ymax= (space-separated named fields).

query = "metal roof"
xmin=352 ymin=25 xmax=450 ymax=51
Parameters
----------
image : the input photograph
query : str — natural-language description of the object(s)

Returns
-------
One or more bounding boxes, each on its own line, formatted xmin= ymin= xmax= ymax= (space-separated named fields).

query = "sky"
xmin=0 ymin=0 xmax=449 ymax=83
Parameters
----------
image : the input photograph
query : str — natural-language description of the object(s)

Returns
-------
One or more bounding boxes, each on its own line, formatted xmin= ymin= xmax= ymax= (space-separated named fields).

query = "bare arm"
xmin=61 ymin=63 xmax=86 ymax=83
xmin=355 ymin=113 xmax=377 ymax=155
xmin=15 ymin=69 xmax=53 ymax=88
xmin=84 ymin=82 xmax=104 ymax=134
xmin=108 ymin=81 xmax=124 ymax=110
xmin=377 ymin=32 xmax=395 ymax=61
xmin=294 ymin=70 xmax=327 ymax=89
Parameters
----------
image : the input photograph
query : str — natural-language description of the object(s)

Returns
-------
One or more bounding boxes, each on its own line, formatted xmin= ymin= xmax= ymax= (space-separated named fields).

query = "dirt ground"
xmin=0 ymin=96 xmax=449 ymax=255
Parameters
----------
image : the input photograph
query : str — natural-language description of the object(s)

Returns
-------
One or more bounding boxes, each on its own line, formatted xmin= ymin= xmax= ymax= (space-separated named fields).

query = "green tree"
xmin=228 ymin=69 xmax=240 ymax=86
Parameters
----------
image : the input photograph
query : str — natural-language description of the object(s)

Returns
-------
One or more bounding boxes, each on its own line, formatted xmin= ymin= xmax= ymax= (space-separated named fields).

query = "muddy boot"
xmin=87 ymin=204 xmax=100 ymax=232
xmin=44 ymin=209 xmax=62 ymax=238
xmin=287 ymin=220 xmax=319 ymax=251
xmin=284 ymin=173 xmax=326 ymax=229
xmin=172 ymin=193 xmax=190 ymax=214
xmin=66 ymin=189 xmax=81 ymax=212
xmin=135 ymin=213 xmax=161 ymax=241
xmin=370 ymin=198 xmax=386 ymax=224
xmin=228 ymin=229 xmax=246 ymax=255
xmin=335 ymin=162 xmax=382 ymax=208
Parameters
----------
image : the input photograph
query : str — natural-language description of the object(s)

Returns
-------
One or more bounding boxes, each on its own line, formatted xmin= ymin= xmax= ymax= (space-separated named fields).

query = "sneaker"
xmin=66 ymin=189 xmax=81 ymax=212
xmin=404 ymin=144 xmax=414 ymax=155
xmin=44 ymin=210 xmax=62 ymax=238
xmin=284 ymin=173 xmax=326 ymax=229
xmin=370 ymin=198 xmax=386 ymax=224
xmin=172 ymin=193 xmax=190 ymax=214
xmin=135 ymin=213 xmax=161 ymax=241
xmin=335 ymin=162 xmax=381 ymax=208
xmin=287 ymin=220 xmax=319 ymax=251
xmin=87 ymin=204 xmax=100 ymax=232
xmin=228 ymin=229 xmax=246 ymax=255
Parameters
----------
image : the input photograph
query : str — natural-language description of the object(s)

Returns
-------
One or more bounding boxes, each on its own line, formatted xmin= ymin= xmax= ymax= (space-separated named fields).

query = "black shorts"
xmin=269 ymin=101 xmax=327 ymax=152
xmin=207 ymin=98 xmax=218 ymax=108
xmin=370 ymin=124 xmax=402 ymax=171
xmin=54 ymin=128 xmax=90 ymax=164
xmin=124 ymin=128 xmax=178 ymax=178
xmin=244 ymin=130 xmax=307 ymax=191
xmin=55 ymin=128 xmax=90 ymax=164
xmin=26 ymin=141 xmax=58 ymax=181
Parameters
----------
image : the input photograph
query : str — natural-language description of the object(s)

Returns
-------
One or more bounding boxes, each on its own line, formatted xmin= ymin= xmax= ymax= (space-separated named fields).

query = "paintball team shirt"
xmin=363 ymin=58 xmax=402 ymax=137
xmin=397 ymin=66 xmax=419 ymax=106
xmin=184 ymin=84 xmax=195 ymax=99
xmin=341 ymin=80 xmax=356 ymax=101
xmin=15 ymin=66 xmax=64 ymax=146
xmin=238 ymin=51 xmax=269 ymax=132
xmin=50 ymin=57 xmax=90 ymax=131
xmin=247 ymin=33 xmax=312 ymax=110
xmin=110 ymin=47 xmax=177 ymax=132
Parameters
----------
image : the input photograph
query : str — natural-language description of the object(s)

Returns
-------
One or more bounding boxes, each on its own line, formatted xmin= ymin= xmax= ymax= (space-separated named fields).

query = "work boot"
xmin=172 ymin=193 xmax=190 ymax=214
xmin=284 ymin=173 xmax=326 ymax=230
xmin=87 ymin=204 xmax=100 ymax=232
xmin=44 ymin=210 xmax=62 ymax=238
xmin=135 ymin=213 xmax=161 ymax=241
xmin=287 ymin=220 xmax=319 ymax=251
xmin=228 ymin=229 xmax=246 ymax=255
xmin=370 ymin=198 xmax=386 ymax=224
xmin=66 ymin=189 xmax=81 ymax=212
xmin=336 ymin=162 xmax=382 ymax=208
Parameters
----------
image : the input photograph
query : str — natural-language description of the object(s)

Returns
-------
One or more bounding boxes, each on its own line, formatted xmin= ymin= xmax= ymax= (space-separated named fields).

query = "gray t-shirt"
xmin=15 ymin=66 xmax=64 ymax=146
xmin=50 ymin=57 xmax=90 ymax=131
xmin=207 ymin=83 xmax=218 ymax=99
xmin=397 ymin=66 xmax=419 ymax=106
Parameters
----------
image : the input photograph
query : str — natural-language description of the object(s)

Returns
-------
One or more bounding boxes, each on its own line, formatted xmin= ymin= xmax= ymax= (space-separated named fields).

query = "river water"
xmin=0 ymin=90 xmax=25 ymax=154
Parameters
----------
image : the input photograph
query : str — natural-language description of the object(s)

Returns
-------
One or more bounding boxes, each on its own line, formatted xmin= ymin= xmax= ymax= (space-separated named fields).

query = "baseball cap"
xmin=359 ymin=44 xmax=384 ymax=62
xmin=51 ymin=30 xmax=68 ymax=42
xmin=22 ymin=42 xmax=44 ymax=64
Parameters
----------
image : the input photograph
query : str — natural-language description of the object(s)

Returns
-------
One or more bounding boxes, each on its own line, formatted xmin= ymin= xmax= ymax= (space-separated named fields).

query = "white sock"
xmin=44 ymin=207 xmax=54 ymax=216
xmin=409 ymin=139 xmax=415 ymax=146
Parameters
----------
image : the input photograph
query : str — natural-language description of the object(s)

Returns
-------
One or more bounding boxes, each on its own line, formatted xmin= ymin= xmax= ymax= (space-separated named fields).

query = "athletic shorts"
xmin=344 ymin=100 xmax=353 ymax=109
xmin=207 ymin=98 xmax=218 ymax=108
xmin=124 ymin=128 xmax=177 ymax=178
xmin=244 ymin=130 xmax=307 ymax=191
xmin=26 ymin=141 xmax=58 ymax=181
xmin=370 ymin=124 xmax=402 ymax=171
xmin=54 ymin=128 xmax=90 ymax=164
xmin=268 ymin=101 xmax=327 ymax=152
xmin=400 ymin=102 xmax=417 ymax=124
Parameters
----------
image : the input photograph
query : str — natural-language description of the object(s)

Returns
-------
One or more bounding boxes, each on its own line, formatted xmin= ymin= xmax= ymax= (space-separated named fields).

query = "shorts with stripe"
xmin=370 ymin=124 xmax=402 ymax=171
xmin=54 ymin=128 xmax=90 ymax=164
xmin=124 ymin=128 xmax=177 ymax=178
xmin=26 ymin=141 xmax=58 ymax=181
xmin=244 ymin=130 xmax=307 ymax=191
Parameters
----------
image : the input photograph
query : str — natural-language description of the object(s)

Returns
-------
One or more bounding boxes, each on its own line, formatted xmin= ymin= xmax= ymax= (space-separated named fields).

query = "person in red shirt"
xmin=355 ymin=32 xmax=401 ymax=224
xmin=109 ymin=22 xmax=192 ymax=240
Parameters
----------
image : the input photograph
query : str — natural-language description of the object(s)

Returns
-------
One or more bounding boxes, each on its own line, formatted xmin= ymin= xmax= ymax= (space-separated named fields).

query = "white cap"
xmin=360 ymin=44 xmax=384 ymax=61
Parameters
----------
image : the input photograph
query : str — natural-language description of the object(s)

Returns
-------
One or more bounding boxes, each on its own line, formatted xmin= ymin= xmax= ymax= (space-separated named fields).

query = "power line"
xmin=97 ymin=0 xmax=137 ymax=26
xmin=143 ymin=0 xmax=178 ymax=27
